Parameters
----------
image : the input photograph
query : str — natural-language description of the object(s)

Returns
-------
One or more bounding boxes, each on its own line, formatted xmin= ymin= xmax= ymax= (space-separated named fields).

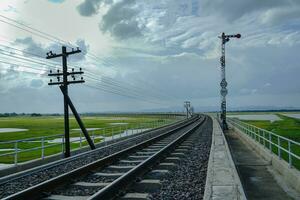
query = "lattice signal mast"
xmin=219 ymin=33 xmax=241 ymax=130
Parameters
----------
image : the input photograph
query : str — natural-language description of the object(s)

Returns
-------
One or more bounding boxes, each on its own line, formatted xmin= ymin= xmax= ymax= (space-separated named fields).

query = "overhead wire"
xmin=0 ymin=14 xmax=176 ymax=100
xmin=0 ymin=15 xmax=177 ymax=105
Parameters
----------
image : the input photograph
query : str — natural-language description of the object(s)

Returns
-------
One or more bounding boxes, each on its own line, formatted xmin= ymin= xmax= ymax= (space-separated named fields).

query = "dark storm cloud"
xmin=77 ymin=0 xmax=113 ymax=16
xmin=100 ymin=0 xmax=142 ymax=39
xmin=77 ymin=0 xmax=103 ymax=16
xmin=14 ymin=37 xmax=89 ymax=61
xmin=77 ymin=0 xmax=142 ymax=40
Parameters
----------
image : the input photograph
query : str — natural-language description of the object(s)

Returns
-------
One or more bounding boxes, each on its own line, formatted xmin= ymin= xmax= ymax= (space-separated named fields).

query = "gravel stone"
xmin=149 ymin=117 xmax=212 ymax=200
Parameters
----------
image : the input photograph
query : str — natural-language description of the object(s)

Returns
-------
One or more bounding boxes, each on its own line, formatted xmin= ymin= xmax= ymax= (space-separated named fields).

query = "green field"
xmin=234 ymin=113 xmax=300 ymax=170
xmin=0 ymin=115 xmax=178 ymax=164
xmin=241 ymin=114 xmax=300 ymax=142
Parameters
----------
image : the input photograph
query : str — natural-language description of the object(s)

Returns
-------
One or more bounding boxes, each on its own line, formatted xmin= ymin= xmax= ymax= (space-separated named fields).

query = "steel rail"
xmin=3 ymin=115 xmax=201 ymax=200
xmin=0 ymin=116 xmax=187 ymax=185
xmin=90 ymin=116 xmax=206 ymax=200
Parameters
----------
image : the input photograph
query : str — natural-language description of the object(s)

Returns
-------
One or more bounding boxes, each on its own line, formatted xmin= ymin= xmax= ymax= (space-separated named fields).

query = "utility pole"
xmin=189 ymin=106 xmax=194 ymax=116
xmin=184 ymin=101 xmax=191 ymax=119
xmin=219 ymin=33 xmax=241 ymax=131
xmin=47 ymin=46 xmax=95 ymax=158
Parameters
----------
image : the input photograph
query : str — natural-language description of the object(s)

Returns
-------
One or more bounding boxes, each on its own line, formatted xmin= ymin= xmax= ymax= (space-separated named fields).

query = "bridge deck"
xmin=226 ymin=129 xmax=295 ymax=200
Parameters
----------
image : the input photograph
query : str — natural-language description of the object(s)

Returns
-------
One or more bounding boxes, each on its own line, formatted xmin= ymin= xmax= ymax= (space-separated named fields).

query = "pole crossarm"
xmin=46 ymin=48 xmax=81 ymax=59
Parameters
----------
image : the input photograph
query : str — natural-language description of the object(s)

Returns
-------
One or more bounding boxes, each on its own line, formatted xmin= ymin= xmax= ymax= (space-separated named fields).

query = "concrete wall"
xmin=204 ymin=117 xmax=247 ymax=200
xmin=231 ymin=125 xmax=300 ymax=195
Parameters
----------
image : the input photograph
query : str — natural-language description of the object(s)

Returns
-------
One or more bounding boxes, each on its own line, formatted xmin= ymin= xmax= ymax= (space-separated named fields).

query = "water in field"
xmin=0 ymin=128 xmax=28 ymax=133
xmin=227 ymin=114 xmax=281 ymax=122
xmin=283 ymin=114 xmax=300 ymax=119
xmin=109 ymin=123 xmax=129 ymax=125
xmin=47 ymin=128 xmax=149 ymax=143
xmin=0 ymin=163 xmax=13 ymax=170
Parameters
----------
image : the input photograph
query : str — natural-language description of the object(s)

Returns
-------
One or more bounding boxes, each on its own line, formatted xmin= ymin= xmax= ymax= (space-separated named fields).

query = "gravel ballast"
xmin=149 ymin=117 xmax=212 ymax=200
xmin=0 ymin=119 xmax=189 ymax=198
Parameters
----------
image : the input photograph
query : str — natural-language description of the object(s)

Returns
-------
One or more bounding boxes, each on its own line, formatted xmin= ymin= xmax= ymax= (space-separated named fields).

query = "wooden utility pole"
xmin=46 ymin=46 xmax=95 ymax=158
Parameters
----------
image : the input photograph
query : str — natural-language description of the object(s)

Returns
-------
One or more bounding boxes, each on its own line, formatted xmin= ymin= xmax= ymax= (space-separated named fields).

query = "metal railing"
xmin=0 ymin=119 xmax=176 ymax=166
xmin=228 ymin=118 xmax=300 ymax=169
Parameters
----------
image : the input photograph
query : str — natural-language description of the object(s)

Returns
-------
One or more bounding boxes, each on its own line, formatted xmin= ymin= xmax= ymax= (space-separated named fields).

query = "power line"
xmin=0 ymin=15 xmax=177 ymax=103
xmin=0 ymin=45 xmax=173 ymax=103
xmin=0 ymin=50 xmax=57 ymax=69
xmin=86 ymin=78 xmax=164 ymax=105
xmin=83 ymin=84 xmax=165 ymax=106
xmin=0 ymin=60 xmax=48 ymax=74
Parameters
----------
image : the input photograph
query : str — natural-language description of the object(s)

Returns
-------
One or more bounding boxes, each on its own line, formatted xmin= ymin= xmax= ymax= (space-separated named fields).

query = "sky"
xmin=0 ymin=0 xmax=300 ymax=113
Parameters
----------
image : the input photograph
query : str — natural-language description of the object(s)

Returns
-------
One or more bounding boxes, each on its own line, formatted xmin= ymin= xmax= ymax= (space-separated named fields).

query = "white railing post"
xmin=103 ymin=128 xmax=106 ymax=146
xmin=80 ymin=131 xmax=82 ymax=148
xmin=111 ymin=127 xmax=114 ymax=141
xmin=61 ymin=136 xmax=64 ymax=155
xmin=231 ymin=119 xmax=299 ymax=169
xmin=92 ymin=131 xmax=95 ymax=143
xmin=41 ymin=137 xmax=45 ymax=160
xmin=278 ymin=137 xmax=281 ymax=159
xmin=269 ymin=133 xmax=272 ymax=153
xmin=263 ymin=131 xmax=266 ymax=147
xmin=14 ymin=142 xmax=18 ymax=166
xmin=288 ymin=141 xmax=292 ymax=168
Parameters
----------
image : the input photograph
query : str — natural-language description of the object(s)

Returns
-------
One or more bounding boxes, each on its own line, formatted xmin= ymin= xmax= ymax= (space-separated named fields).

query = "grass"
xmin=0 ymin=115 xmax=178 ymax=164
xmin=239 ymin=113 xmax=300 ymax=170
xmin=243 ymin=114 xmax=300 ymax=142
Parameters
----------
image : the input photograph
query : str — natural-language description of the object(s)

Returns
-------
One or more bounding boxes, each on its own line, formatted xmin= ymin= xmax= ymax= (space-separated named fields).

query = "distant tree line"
xmin=0 ymin=113 xmax=60 ymax=117
xmin=227 ymin=109 xmax=300 ymax=113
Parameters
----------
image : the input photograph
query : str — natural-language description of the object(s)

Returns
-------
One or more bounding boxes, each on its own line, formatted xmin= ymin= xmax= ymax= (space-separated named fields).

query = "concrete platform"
xmin=226 ymin=129 xmax=299 ymax=199
xmin=203 ymin=117 xmax=246 ymax=200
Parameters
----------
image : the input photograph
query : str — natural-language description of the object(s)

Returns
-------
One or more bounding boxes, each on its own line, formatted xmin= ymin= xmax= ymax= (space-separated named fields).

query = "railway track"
xmin=3 ymin=115 xmax=206 ymax=200
xmin=0 ymin=116 xmax=190 ymax=198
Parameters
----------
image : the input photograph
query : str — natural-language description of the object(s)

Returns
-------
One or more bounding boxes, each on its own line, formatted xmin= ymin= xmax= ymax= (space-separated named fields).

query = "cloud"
xmin=200 ymin=0 xmax=286 ymax=21
xmin=100 ymin=0 xmax=142 ymax=40
xmin=77 ymin=0 xmax=103 ymax=16
xmin=77 ymin=0 xmax=143 ymax=39
xmin=14 ymin=37 xmax=89 ymax=61
xmin=48 ymin=0 xmax=65 ymax=4
xmin=260 ymin=6 xmax=300 ymax=25
xmin=14 ymin=37 xmax=46 ymax=57
xmin=30 ymin=79 xmax=44 ymax=88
